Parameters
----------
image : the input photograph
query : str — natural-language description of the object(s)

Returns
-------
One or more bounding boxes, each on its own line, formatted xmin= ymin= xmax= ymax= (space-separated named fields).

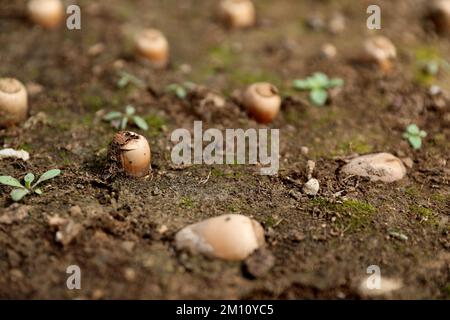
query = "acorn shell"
xmin=0 ymin=78 xmax=28 ymax=128
xmin=27 ymin=0 xmax=64 ymax=29
xmin=242 ymin=82 xmax=281 ymax=123
xmin=134 ymin=29 xmax=169 ymax=68
xmin=175 ymin=214 xmax=265 ymax=261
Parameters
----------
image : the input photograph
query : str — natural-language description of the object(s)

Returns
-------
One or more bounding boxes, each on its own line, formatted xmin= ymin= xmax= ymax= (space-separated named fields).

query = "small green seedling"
xmin=293 ymin=72 xmax=344 ymax=106
xmin=403 ymin=124 xmax=427 ymax=150
xmin=0 ymin=169 xmax=61 ymax=202
xmin=103 ymin=105 xmax=149 ymax=130
xmin=165 ymin=82 xmax=196 ymax=99
xmin=117 ymin=71 xmax=145 ymax=89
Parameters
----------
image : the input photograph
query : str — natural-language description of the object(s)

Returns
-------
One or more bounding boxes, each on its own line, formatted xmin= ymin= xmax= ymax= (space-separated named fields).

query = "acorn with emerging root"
xmin=175 ymin=214 xmax=265 ymax=261
xmin=27 ymin=0 xmax=64 ymax=29
xmin=219 ymin=0 xmax=256 ymax=29
xmin=242 ymin=82 xmax=281 ymax=124
xmin=134 ymin=28 xmax=170 ymax=68
xmin=108 ymin=131 xmax=151 ymax=178
xmin=363 ymin=36 xmax=397 ymax=73
xmin=428 ymin=0 xmax=450 ymax=34
xmin=0 ymin=78 xmax=28 ymax=128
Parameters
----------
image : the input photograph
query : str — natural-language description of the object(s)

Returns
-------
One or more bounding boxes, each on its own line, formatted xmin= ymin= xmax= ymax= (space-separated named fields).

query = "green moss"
xmin=179 ymin=196 xmax=194 ymax=208
xmin=404 ymin=186 xmax=420 ymax=198
xmin=431 ymin=193 xmax=448 ymax=203
xmin=410 ymin=205 xmax=438 ymax=226
xmin=145 ymin=114 xmax=167 ymax=136
xmin=82 ymin=94 xmax=105 ymax=111
xmin=208 ymin=44 xmax=236 ymax=69
xmin=334 ymin=138 xmax=373 ymax=156
xmin=228 ymin=69 xmax=282 ymax=88
xmin=310 ymin=197 xmax=376 ymax=233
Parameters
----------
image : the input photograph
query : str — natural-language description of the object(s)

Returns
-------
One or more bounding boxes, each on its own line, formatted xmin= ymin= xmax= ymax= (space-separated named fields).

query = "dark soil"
xmin=0 ymin=0 xmax=449 ymax=299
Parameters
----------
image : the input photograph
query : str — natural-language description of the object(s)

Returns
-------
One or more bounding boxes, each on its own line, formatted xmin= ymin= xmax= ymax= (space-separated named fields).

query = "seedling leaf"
xmin=104 ymin=111 xmax=123 ymax=121
xmin=0 ymin=176 xmax=24 ymax=188
xmin=408 ymin=136 xmax=422 ymax=150
xmin=406 ymin=124 xmax=420 ymax=135
xmin=125 ymin=105 xmax=136 ymax=116
xmin=120 ymin=117 xmax=128 ymax=130
xmin=11 ymin=188 xmax=29 ymax=202
xmin=33 ymin=169 xmax=61 ymax=187
xmin=24 ymin=173 xmax=35 ymax=189
xmin=310 ymin=89 xmax=328 ymax=106
xmin=133 ymin=116 xmax=149 ymax=131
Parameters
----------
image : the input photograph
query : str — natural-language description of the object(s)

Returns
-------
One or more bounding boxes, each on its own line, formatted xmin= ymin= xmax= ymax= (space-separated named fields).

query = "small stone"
xmin=69 ymin=205 xmax=82 ymax=216
xmin=300 ymin=146 xmax=309 ymax=155
xmin=121 ymin=241 xmax=136 ymax=253
xmin=303 ymin=178 xmax=319 ymax=196
xmin=341 ymin=153 xmax=407 ymax=183
xmin=401 ymin=157 xmax=414 ymax=169
xmin=0 ymin=205 xmax=29 ymax=224
xmin=328 ymin=13 xmax=346 ymax=34
xmin=124 ymin=268 xmax=136 ymax=282
xmin=244 ymin=249 xmax=275 ymax=278
xmin=55 ymin=220 xmax=83 ymax=246
xmin=306 ymin=160 xmax=316 ymax=179
xmin=175 ymin=214 xmax=265 ymax=261
xmin=88 ymin=43 xmax=105 ymax=56
xmin=26 ymin=82 xmax=44 ymax=96
xmin=320 ymin=43 xmax=337 ymax=59
xmin=158 ymin=224 xmax=168 ymax=234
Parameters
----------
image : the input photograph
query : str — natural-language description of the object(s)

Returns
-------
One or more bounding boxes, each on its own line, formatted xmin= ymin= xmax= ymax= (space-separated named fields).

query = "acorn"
xmin=0 ymin=78 xmax=28 ymax=128
xmin=363 ymin=36 xmax=397 ymax=73
xmin=27 ymin=0 xmax=64 ymax=29
xmin=219 ymin=0 xmax=256 ymax=29
xmin=242 ymin=82 xmax=281 ymax=124
xmin=134 ymin=28 xmax=170 ymax=68
xmin=429 ymin=0 xmax=450 ymax=34
xmin=175 ymin=214 xmax=265 ymax=261
xmin=108 ymin=131 xmax=151 ymax=178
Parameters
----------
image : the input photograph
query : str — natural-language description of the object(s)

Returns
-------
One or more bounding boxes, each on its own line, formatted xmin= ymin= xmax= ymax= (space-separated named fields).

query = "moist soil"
xmin=0 ymin=0 xmax=449 ymax=299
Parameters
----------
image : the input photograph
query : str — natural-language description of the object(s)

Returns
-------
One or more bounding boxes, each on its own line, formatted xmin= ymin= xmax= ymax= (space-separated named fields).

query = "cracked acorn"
xmin=0 ymin=78 xmax=28 ymax=128
xmin=27 ymin=0 xmax=64 ymax=29
xmin=242 ymin=82 xmax=281 ymax=124
xmin=134 ymin=28 xmax=170 ymax=68
xmin=108 ymin=131 xmax=151 ymax=178
xmin=219 ymin=0 xmax=256 ymax=28
xmin=175 ymin=214 xmax=265 ymax=261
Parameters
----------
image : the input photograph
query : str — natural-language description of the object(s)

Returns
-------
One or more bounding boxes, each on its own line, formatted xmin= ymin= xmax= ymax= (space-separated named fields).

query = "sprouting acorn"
xmin=219 ymin=0 xmax=256 ymax=29
xmin=27 ymin=0 xmax=64 ymax=29
xmin=363 ymin=36 xmax=397 ymax=73
xmin=134 ymin=28 xmax=170 ymax=68
xmin=242 ymin=82 xmax=281 ymax=124
xmin=175 ymin=214 xmax=265 ymax=261
xmin=108 ymin=131 xmax=151 ymax=178
xmin=0 ymin=78 xmax=28 ymax=128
